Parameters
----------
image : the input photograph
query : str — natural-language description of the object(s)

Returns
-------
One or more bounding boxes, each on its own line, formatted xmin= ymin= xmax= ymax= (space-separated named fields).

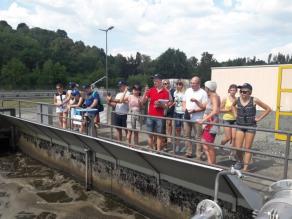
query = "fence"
xmin=1 ymin=99 xmax=291 ymax=183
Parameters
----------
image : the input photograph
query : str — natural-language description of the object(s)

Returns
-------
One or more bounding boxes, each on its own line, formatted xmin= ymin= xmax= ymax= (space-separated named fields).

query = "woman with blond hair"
xmin=173 ymin=80 xmax=185 ymax=152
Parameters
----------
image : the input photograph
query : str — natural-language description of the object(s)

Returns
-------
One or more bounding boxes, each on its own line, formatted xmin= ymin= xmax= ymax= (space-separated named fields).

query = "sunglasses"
xmin=240 ymin=90 xmax=250 ymax=94
xmin=163 ymin=83 xmax=169 ymax=85
xmin=56 ymin=87 xmax=61 ymax=90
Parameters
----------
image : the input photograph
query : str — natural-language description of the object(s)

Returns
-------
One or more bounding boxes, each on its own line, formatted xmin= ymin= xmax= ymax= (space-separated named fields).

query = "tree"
xmin=0 ymin=58 xmax=28 ymax=89
xmin=156 ymin=48 xmax=190 ymax=78
xmin=197 ymin=52 xmax=219 ymax=83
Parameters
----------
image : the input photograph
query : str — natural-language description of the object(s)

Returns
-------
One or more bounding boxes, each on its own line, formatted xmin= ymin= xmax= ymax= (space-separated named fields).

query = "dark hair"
xmin=228 ymin=84 xmax=237 ymax=91
xmin=56 ymin=83 xmax=63 ymax=88
xmin=132 ymin=84 xmax=142 ymax=95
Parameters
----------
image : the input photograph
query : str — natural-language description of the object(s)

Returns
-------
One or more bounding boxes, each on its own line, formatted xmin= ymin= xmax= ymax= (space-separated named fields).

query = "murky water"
xmin=0 ymin=152 xmax=148 ymax=219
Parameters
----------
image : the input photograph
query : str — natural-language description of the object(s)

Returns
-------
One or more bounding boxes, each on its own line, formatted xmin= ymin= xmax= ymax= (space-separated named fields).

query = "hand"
xmin=144 ymin=85 xmax=149 ymax=92
xmin=154 ymin=101 xmax=163 ymax=108
xmin=191 ymin=98 xmax=198 ymax=103
xmin=255 ymin=117 xmax=260 ymax=122
xmin=106 ymin=96 xmax=111 ymax=101
xmin=196 ymin=119 xmax=203 ymax=124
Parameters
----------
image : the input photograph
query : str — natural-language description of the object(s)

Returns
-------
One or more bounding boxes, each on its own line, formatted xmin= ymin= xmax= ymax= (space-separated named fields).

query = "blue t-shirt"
xmin=84 ymin=91 xmax=99 ymax=107
xmin=84 ymin=91 xmax=100 ymax=115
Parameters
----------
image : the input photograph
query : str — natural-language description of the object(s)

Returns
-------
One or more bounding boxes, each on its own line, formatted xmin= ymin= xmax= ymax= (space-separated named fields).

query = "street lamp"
xmin=98 ymin=26 xmax=114 ymax=92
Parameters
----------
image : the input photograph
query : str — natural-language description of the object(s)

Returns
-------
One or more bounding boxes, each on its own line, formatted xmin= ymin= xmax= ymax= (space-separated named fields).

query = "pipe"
xmin=214 ymin=166 xmax=242 ymax=203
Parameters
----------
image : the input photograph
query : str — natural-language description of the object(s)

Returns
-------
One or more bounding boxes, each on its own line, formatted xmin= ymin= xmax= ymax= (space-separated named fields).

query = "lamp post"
xmin=98 ymin=26 xmax=114 ymax=92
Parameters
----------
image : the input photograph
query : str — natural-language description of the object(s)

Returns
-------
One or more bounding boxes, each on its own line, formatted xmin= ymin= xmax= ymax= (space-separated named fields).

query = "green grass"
xmin=1 ymin=98 xmax=53 ymax=108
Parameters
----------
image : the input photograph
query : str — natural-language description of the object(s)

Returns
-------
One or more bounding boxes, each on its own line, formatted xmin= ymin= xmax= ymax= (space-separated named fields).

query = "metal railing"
xmin=1 ymin=99 xmax=291 ymax=182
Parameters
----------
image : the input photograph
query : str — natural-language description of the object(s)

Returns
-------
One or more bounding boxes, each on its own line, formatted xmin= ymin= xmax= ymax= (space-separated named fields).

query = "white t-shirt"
xmin=183 ymin=88 xmax=208 ymax=121
xmin=115 ymin=91 xmax=130 ymax=114
xmin=174 ymin=91 xmax=185 ymax=114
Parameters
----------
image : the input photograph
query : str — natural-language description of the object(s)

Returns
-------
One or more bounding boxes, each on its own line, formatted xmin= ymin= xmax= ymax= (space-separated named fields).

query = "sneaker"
xmin=229 ymin=151 xmax=237 ymax=161
xmin=200 ymin=153 xmax=207 ymax=161
xmin=234 ymin=161 xmax=243 ymax=170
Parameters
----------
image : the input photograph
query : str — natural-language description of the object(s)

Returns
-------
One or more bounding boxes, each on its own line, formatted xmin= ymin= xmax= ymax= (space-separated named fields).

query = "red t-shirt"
xmin=146 ymin=87 xmax=169 ymax=116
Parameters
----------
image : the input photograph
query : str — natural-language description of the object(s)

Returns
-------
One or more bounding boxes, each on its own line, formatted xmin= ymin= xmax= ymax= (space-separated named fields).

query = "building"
xmin=211 ymin=64 xmax=292 ymax=139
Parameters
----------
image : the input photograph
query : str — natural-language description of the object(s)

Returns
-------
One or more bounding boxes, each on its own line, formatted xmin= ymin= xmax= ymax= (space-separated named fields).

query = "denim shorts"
xmin=146 ymin=117 xmax=163 ymax=134
xmin=174 ymin=112 xmax=184 ymax=128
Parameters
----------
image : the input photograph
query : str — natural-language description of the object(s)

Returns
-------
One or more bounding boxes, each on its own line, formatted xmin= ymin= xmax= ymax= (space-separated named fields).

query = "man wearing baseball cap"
xmin=107 ymin=80 xmax=130 ymax=141
xmin=142 ymin=74 xmax=170 ymax=151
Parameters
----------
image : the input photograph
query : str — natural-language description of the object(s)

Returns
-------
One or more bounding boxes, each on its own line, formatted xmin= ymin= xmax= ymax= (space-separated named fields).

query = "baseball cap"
xmin=151 ymin=74 xmax=162 ymax=80
xmin=68 ymin=82 xmax=78 ymax=89
xmin=71 ymin=89 xmax=80 ymax=96
xmin=82 ymin=84 xmax=91 ymax=89
xmin=205 ymin=81 xmax=217 ymax=91
xmin=117 ymin=80 xmax=127 ymax=87
xmin=237 ymin=83 xmax=252 ymax=91
xmin=132 ymin=84 xmax=142 ymax=91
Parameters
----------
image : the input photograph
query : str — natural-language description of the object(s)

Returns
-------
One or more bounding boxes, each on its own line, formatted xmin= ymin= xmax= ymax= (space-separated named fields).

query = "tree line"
xmin=1 ymin=20 xmax=292 ymax=90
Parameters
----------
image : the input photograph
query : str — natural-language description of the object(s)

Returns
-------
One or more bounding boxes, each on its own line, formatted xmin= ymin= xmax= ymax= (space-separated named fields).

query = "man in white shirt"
xmin=106 ymin=80 xmax=130 ymax=141
xmin=182 ymin=76 xmax=208 ymax=159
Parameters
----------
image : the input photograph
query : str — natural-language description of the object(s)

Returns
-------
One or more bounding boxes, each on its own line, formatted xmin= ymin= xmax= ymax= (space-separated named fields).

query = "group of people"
xmin=53 ymin=82 xmax=102 ymax=133
xmin=54 ymin=73 xmax=271 ymax=172
xmin=107 ymin=74 xmax=271 ymax=172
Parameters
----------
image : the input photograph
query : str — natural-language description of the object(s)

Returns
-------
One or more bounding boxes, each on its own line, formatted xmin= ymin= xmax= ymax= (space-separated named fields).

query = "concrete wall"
xmin=211 ymin=65 xmax=292 ymax=111
xmin=18 ymin=132 xmax=252 ymax=219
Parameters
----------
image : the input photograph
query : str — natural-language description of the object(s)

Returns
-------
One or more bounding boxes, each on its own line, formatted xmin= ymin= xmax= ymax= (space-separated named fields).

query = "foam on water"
xmin=0 ymin=152 xmax=148 ymax=219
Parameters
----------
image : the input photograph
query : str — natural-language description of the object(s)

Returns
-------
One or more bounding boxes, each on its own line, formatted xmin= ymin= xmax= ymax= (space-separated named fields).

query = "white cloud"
xmin=1 ymin=0 xmax=292 ymax=61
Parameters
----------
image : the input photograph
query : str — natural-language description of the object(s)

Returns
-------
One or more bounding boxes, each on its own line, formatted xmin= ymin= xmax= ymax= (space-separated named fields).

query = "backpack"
xmin=96 ymin=92 xmax=104 ymax=113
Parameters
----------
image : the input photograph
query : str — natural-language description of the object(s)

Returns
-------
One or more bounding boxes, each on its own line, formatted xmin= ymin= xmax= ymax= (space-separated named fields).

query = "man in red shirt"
xmin=142 ymin=74 xmax=170 ymax=151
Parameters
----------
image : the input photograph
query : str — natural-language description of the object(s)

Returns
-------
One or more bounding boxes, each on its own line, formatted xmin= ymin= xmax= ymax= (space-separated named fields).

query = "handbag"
xmin=184 ymin=109 xmax=191 ymax=120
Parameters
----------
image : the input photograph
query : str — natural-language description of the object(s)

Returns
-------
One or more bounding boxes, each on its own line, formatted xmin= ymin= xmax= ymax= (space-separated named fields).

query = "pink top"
xmin=128 ymin=95 xmax=142 ymax=112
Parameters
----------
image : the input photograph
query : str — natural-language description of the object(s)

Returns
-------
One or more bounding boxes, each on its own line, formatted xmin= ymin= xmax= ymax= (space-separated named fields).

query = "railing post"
xmin=172 ymin=118 xmax=176 ymax=153
xmin=283 ymin=133 xmax=291 ymax=179
xmin=69 ymin=109 xmax=72 ymax=130
xmin=18 ymin=100 xmax=21 ymax=118
xmin=40 ymin=103 xmax=43 ymax=124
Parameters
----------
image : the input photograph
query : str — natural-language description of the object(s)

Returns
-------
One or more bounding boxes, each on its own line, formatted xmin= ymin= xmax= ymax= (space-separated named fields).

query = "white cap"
xmin=205 ymin=81 xmax=217 ymax=91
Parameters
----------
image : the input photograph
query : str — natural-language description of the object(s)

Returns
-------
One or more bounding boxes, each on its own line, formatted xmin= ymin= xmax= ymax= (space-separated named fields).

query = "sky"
xmin=1 ymin=0 xmax=292 ymax=61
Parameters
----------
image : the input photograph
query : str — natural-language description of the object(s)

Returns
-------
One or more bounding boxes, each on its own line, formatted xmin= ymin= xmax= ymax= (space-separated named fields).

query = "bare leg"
xmin=203 ymin=143 xmax=216 ymax=164
xmin=234 ymin=130 xmax=245 ymax=161
xmin=243 ymin=132 xmax=256 ymax=171
xmin=58 ymin=113 xmax=63 ymax=128
xmin=134 ymin=131 xmax=139 ymax=145
xmin=62 ymin=112 xmax=68 ymax=129
xmin=148 ymin=134 xmax=154 ymax=149
xmin=221 ymin=126 xmax=232 ymax=145
xmin=127 ymin=131 xmax=132 ymax=145
xmin=116 ymin=128 xmax=122 ymax=141
xmin=175 ymin=128 xmax=181 ymax=152
xmin=157 ymin=136 xmax=163 ymax=151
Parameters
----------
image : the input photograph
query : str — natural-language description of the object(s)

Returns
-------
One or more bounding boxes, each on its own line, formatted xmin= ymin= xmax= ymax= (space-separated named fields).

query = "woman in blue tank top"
xmin=232 ymin=83 xmax=271 ymax=171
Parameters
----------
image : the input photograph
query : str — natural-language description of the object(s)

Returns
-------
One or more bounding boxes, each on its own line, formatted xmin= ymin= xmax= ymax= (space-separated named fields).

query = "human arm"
xmin=199 ymin=95 xmax=220 ymax=123
xmin=141 ymin=85 xmax=149 ymax=104
xmin=220 ymin=98 xmax=230 ymax=113
xmin=254 ymin=97 xmax=271 ymax=122
xmin=118 ymin=87 xmax=129 ymax=103
xmin=189 ymin=98 xmax=207 ymax=113
xmin=231 ymin=100 xmax=237 ymax=118
xmin=69 ymin=96 xmax=84 ymax=109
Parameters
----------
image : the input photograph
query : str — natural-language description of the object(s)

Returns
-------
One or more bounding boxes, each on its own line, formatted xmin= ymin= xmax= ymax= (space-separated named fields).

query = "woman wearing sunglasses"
xmin=232 ymin=83 xmax=271 ymax=171
xmin=54 ymin=83 xmax=68 ymax=128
